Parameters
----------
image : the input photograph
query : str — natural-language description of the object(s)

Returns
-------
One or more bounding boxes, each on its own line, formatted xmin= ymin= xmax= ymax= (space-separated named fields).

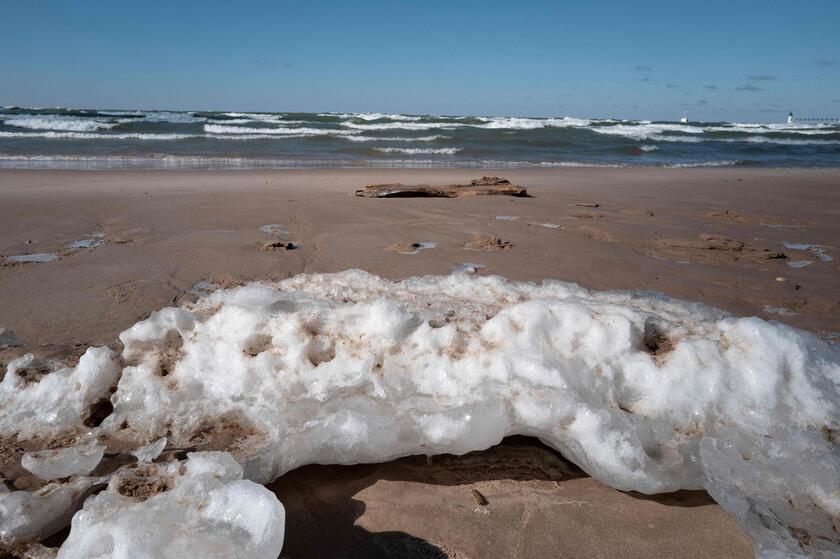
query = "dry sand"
xmin=2 ymin=167 xmax=839 ymax=557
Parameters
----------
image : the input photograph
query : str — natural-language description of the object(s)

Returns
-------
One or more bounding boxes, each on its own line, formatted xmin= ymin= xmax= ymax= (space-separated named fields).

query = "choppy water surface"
xmin=1 ymin=106 xmax=838 ymax=169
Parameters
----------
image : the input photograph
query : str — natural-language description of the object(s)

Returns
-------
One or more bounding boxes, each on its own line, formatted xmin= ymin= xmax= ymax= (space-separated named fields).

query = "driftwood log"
xmin=355 ymin=176 xmax=530 ymax=198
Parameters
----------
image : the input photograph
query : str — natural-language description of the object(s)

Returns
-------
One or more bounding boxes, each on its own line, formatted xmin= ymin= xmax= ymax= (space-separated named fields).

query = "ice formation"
xmin=56 ymin=452 xmax=284 ymax=559
xmin=22 ymin=442 xmax=105 ymax=480
xmin=1 ymin=270 xmax=838 ymax=557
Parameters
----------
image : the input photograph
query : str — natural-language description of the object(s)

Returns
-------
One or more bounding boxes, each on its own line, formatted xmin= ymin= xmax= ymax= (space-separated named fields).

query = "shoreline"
xmin=2 ymin=161 xmax=840 ymax=171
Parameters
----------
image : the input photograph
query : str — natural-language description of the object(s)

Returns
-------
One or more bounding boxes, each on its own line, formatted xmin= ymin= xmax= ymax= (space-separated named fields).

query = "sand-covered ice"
xmin=1 ymin=270 xmax=839 ymax=557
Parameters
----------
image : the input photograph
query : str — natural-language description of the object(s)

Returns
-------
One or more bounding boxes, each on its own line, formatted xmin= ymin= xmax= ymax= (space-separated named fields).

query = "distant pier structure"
xmin=787 ymin=112 xmax=840 ymax=125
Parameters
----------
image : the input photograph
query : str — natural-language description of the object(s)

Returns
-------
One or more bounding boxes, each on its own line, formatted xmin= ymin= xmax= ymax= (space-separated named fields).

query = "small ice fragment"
xmin=453 ymin=263 xmax=485 ymax=274
xmin=783 ymin=242 xmax=814 ymax=251
xmin=763 ymin=306 xmax=796 ymax=317
xmin=0 ymin=477 xmax=96 ymax=547
xmin=259 ymin=224 xmax=289 ymax=235
xmin=189 ymin=280 xmax=218 ymax=297
xmin=786 ymin=260 xmax=813 ymax=269
xmin=495 ymin=215 xmax=519 ymax=221
xmin=393 ymin=242 xmax=435 ymax=254
xmin=5 ymin=253 xmax=59 ymax=263
xmin=131 ymin=437 xmax=167 ymax=463
xmin=56 ymin=452 xmax=285 ymax=559
xmin=782 ymin=242 xmax=833 ymax=262
xmin=21 ymin=443 xmax=106 ymax=480
xmin=66 ymin=233 xmax=105 ymax=251
xmin=0 ymin=326 xmax=23 ymax=349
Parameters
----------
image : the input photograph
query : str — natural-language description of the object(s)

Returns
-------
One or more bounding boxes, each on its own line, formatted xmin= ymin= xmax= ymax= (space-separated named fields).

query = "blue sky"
xmin=1 ymin=0 xmax=838 ymax=121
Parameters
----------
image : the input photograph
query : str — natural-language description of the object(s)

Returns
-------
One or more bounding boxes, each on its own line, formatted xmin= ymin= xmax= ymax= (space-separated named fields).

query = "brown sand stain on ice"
xmin=116 ymin=464 xmax=173 ymax=500
xmin=175 ymin=413 xmax=266 ymax=460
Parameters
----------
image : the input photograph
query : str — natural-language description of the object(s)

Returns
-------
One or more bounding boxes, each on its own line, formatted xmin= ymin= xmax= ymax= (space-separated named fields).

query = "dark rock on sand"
xmin=261 ymin=240 xmax=299 ymax=251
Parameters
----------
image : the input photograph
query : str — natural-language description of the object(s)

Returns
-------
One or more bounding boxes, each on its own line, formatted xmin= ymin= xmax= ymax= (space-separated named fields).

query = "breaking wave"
xmin=373 ymin=146 xmax=461 ymax=154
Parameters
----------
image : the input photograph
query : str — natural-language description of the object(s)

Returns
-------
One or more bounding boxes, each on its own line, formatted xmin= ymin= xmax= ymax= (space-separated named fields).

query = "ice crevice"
xmin=1 ymin=269 xmax=838 ymax=558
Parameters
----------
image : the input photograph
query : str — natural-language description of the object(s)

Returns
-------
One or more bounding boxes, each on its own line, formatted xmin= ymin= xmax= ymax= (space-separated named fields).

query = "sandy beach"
xmin=2 ymin=167 xmax=838 ymax=557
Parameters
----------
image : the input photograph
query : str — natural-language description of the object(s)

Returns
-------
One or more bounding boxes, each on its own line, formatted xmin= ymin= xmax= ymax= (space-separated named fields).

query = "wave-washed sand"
xmin=1 ymin=168 xmax=839 ymax=558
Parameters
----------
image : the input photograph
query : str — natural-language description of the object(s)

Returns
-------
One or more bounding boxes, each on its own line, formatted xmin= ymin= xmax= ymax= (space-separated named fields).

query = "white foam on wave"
xmin=341 ymin=120 xmax=465 ymax=131
xmin=0 ymin=131 xmax=196 ymax=141
xmin=4 ymin=116 xmax=118 ymax=132
xmin=665 ymin=160 xmax=742 ymax=168
xmin=373 ymin=147 xmax=460 ymax=155
xmin=589 ymin=123 xmax=704 ymax=141
xmin=655 ymin=134 xmax=840 ymax=146
xmin=139 ymin=111 xmax=205 ymax=124
xmin=344 ymin=134 xmax=449 ymax=142
xmin=204 ymin=124 xmax=359 ymax=136
xmin=320 ymin=112 xmax=424 ymax=121
xmin=477 ymin=116 xmax=592 ymax=129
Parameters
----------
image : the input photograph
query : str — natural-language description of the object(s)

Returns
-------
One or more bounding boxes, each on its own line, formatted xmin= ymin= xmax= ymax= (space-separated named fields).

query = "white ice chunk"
xmin=130 ymin=438 xmax=167 ymax=463
xmin=92 ymin=270 xmax=840 ymax=555
xmin=0 ymin=348 xmax=119 ymax=439
xmin=56 ymin=452 xmax=284 ymax=559
xmin=22 ymin=443 xmax=105 ymax=480
xmin=4 ymin=270 xmax=839 ymax=557
xmin=0 ymin=477 xmax=96 ymax=548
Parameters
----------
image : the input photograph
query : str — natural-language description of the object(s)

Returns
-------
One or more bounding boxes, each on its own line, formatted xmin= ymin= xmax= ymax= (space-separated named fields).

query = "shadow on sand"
xmin=267 ymin=436 xmax=719 ymax=558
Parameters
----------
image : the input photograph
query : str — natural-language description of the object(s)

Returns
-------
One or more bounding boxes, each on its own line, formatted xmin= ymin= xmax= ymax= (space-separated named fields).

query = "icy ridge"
xmin=1 ymin=270 xmax=839 ymax=557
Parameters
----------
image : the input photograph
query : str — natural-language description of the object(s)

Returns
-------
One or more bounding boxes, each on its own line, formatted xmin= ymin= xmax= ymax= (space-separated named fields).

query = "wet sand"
xmin=2 ymin=167 xmax=839 ymax=557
